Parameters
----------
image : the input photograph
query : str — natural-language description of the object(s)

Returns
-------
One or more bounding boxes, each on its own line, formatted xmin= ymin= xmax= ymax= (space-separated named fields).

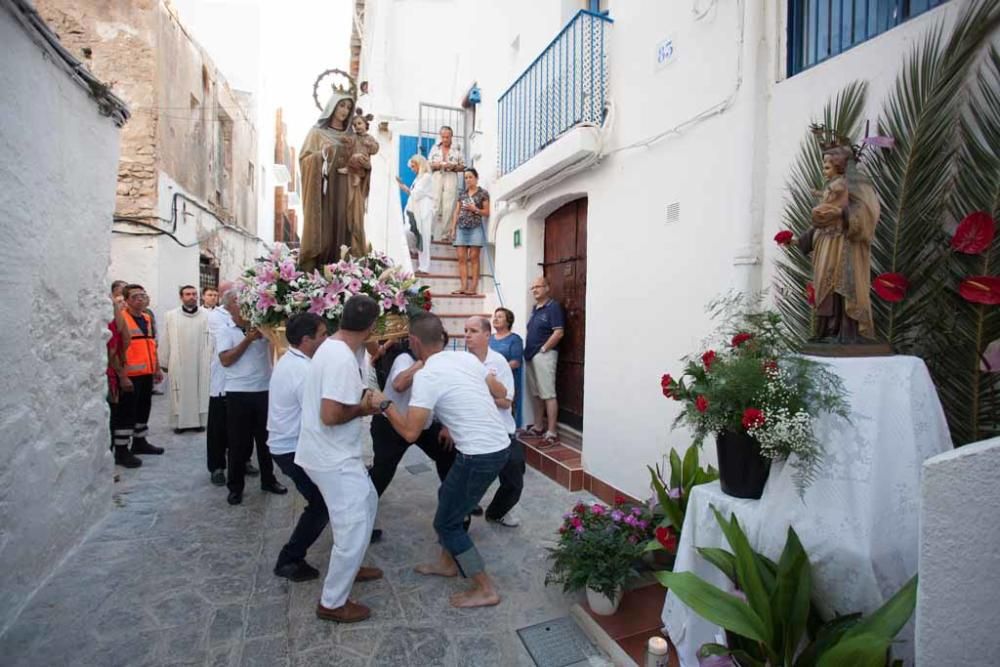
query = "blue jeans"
xmin=434 ymin=447 xmax=510 ymax=577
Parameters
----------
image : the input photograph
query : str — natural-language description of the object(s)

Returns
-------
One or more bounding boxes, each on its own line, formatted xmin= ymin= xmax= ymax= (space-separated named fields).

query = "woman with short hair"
xmin=489 ymin=307 xmax=524 ymax=428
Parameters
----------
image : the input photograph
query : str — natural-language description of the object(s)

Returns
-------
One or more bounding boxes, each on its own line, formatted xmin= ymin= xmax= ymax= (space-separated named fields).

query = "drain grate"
xmin=405 ymin=463 xmax=432 ymax=475
xmin=517 ymin=616 xmax=591 ymax=667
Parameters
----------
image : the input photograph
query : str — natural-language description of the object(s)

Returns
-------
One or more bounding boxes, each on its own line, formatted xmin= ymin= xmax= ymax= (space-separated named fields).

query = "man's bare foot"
xmin=415 ymin=561 xmax=458 ymax=577
xmin=450 ymin=587 xmax=501 ymax=608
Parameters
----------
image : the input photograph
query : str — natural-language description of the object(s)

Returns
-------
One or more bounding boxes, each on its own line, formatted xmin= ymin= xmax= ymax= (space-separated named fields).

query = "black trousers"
xmin=272 ymin=452 xmax=328 ymax=568
xmin=225 ymin=391 xmax=276 ymax=493
xmin=206 ymin=395 xmax=228 ymax=472
xmin=485 ymin=436 xmax=525 ymax=520
xmin=115 ymin=374 xmax=154 ymax=445
xmin=369 ymin=417 xmax=454 ymax=496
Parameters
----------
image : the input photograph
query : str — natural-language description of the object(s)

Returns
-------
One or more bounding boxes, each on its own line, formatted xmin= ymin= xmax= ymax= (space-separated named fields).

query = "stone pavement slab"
xmin=0 ymin=394 xmax=611 ymax=666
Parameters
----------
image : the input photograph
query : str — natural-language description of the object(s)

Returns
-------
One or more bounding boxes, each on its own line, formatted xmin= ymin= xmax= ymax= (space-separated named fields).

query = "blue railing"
xmin=787 ymin=0 xmax=947 ymax=75
xmin=497 ymin=10 xmax=612 ymax=176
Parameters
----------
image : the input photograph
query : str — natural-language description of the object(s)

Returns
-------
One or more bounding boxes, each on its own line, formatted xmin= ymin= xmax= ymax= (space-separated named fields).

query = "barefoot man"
xmin=377 ymin=313 xmax=510 ymax=608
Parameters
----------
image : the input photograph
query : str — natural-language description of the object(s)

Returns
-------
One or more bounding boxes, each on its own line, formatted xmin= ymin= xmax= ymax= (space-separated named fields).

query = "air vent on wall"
xmin=666 ymin=201 xmax=680 ymax=224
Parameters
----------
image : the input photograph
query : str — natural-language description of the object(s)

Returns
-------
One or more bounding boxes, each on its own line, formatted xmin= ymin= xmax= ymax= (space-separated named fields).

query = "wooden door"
xmin=543 ymin=199 xmax=587 ymax=430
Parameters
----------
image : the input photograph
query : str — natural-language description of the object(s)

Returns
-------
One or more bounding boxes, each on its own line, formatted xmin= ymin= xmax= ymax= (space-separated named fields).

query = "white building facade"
xmin=358 ymin=0 xmax=963 ymax=499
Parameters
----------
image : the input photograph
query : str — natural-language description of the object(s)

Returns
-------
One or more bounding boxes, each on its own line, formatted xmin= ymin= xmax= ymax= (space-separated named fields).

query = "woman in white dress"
xmin=397 ymin=154 xmax=436 ymax=276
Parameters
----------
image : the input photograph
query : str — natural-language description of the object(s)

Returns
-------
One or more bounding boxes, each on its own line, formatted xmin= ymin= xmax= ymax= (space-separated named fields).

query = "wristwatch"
xmin=379 ymin=399 xmax=393 ymax=414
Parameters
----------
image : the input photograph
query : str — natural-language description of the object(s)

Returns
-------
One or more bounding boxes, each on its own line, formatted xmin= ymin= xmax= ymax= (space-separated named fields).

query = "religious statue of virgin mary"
xmin=299 ymin=70 xmax=361 ymax=271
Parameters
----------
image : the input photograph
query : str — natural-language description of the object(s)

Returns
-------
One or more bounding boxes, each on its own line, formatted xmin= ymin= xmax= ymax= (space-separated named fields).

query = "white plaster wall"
xmin=0 ymin=8 xmax=121 ymax=634
xmin=362 ymin=0 xmax=977 ymax=498
xmin=916 ymin=437 xmax=1000 ymax=665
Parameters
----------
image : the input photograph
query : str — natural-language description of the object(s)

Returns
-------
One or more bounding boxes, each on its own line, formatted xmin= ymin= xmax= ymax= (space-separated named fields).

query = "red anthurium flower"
xmin=958 ymin=276 xmax=1000 ymax=305
xmin=742 ymin=408 xmax=765 ymax=430
xmin=702 ymin=350 xmax=716 ymax=371
xmin=695 ymin=395 xmax=709 ymax=413
xmin=655 ymin=526 xmax=679 ymax=553
xmin=731 ymin=332 xmax=752 ymax=348
xmin=951 ymin=212 xmax=996 ymax=255
xmin=774 ymin=230 xmax=794 ymax=246
xmin=806 ymin=282 xmax=816 ymax=306
xmin=873 ymin=273 xmax=909 ymax=302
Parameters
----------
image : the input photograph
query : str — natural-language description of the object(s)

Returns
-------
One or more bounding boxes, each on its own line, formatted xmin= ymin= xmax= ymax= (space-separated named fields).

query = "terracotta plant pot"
xmin=586 ymin=586 xmax=623 ymax=616
xmin=715 ymin=430 xmax=770 ymax=499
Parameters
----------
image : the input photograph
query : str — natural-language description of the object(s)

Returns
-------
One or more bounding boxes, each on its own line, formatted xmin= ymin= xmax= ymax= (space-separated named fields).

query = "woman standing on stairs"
xmin=449 ymin=168 xmax=490 ymax=296
xmin=397 ymin=154 xmax=435 ymax=276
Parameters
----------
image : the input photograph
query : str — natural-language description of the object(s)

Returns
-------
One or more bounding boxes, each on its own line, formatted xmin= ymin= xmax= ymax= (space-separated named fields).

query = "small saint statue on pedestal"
xmin=796 ymin=127 xmax=891 ymax=356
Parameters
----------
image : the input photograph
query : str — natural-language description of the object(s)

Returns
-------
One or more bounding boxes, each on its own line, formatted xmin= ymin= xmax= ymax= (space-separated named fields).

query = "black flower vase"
xmin=715 ymin=430 xmax=770 ymax=499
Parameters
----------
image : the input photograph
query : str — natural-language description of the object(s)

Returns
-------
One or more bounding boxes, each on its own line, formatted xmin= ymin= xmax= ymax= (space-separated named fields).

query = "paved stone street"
xmin=0 ymin=394 xmax=608 ymax=666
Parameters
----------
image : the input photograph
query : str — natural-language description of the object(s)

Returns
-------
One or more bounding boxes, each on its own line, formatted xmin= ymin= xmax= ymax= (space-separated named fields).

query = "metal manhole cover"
xmin=516 ymin=616 xmax=591 ymax=667
xmin=405 ymin=463 xmax=432 ymax=475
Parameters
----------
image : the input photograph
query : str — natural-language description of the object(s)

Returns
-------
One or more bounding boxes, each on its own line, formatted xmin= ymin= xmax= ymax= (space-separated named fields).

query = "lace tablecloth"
xmin=661 ymin=355 xmax=952 ymax=666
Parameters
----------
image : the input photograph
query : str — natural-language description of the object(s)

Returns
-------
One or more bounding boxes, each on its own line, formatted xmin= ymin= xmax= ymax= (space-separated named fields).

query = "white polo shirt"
xmin=206 ymin=307 xmax=232 ymax=397
xmin=482 ymin=348 xmax=516 ymax=435
xmin=214 ymin=320 xmax=271 ymax=392
xmin=409 ymin=351 xmax=509 ymax=456
xmin=295 ymin=339 xmax=366 ymax=471
xmin=267 ymin=347 xmax=310 ymax=456
xmin=384 ymin=351 xmax=433 ymax=433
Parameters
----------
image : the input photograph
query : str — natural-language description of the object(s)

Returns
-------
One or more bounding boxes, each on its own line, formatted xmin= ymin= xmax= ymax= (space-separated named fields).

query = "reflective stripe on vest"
xmin=123 ymin=310 xmax=157 ymax=377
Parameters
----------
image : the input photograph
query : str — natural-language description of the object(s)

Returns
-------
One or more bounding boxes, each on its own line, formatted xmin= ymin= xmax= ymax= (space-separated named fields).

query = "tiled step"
xmin=519 ymin=434 xmax=584 ymax=491
xmin=428 ymin=293 xmax=485 ymax=315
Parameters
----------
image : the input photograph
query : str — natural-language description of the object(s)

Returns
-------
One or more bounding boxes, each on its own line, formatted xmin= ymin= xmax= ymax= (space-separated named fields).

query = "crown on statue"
xmin=810 ymin=123 xmax=860 ymax=159
xmin=312 ymin=68 xmax=358 ymax=110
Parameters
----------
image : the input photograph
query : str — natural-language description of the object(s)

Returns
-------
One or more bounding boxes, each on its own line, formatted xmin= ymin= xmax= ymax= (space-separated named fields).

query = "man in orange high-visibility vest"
xmin=114 ymin=284 xmax=166 ymax=465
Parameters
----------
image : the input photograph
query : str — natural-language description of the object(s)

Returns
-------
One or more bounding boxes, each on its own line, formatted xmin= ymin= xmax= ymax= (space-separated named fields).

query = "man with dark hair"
xmin=215 ymin=289 xmax=287 ymax=505
xmin=378 ymin=312 xmax=511 ymax=608
xmin=115 ymin=284 xmax=166 ymax=464
xmin=161 ymin=284 xmax=211 ymax=434
xmin=268 ymin=313 xmax=330 ymax=581
xmin=201 ymin=286 xmax=220 ymax=309
xmin=296 ymin=295 xmax=384 ymax=623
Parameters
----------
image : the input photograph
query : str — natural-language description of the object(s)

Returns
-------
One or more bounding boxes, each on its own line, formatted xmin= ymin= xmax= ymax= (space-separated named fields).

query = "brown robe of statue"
xmin=344 ymin=128 xmax=379 ymax=259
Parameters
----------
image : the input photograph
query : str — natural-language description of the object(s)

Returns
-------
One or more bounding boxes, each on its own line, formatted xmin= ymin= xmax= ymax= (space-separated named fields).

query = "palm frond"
xmin=925 ymin=46 xmax=1000 ymax=445
xmin=774 ymin=82 xmax=868 ymax=343
xmin=868 ymin=0 xmax=1000 ymax=350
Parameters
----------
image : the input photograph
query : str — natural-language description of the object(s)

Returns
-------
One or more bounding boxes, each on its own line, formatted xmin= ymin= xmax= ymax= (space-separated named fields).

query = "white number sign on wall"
xmin=655 ymin=36 xmax=676 ymax=70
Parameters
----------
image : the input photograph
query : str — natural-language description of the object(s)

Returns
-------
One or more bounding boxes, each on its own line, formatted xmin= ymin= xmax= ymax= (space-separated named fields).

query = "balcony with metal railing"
xmin=497 ymin=10 xmax=612 ymax=178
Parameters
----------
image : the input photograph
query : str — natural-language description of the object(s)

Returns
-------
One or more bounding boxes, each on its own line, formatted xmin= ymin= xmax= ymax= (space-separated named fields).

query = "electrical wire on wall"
xmin=112 ymin=191 xmax=263 ymax=249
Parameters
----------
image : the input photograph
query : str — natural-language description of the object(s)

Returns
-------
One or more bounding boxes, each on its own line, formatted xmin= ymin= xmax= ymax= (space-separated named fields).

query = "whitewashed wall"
xmin=0 ymin=8 xmax=122 ymax=634
xmin=361 ymin=0 xmax=970 ymax=498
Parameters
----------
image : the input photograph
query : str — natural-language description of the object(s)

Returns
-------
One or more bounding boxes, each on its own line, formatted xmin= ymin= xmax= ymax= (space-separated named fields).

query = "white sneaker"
xmin=497 ymin=511 xmax=521 ymax=527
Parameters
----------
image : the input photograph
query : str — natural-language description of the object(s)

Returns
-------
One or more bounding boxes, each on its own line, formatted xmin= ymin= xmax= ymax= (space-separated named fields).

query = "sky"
xmin=169 ymin=0 xmax=354 ymax=151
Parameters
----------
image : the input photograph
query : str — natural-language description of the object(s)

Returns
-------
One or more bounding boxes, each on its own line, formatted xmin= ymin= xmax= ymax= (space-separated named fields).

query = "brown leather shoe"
xmin=355 ymin=566 xmax=383 ymax=582
xmin=316 ymin=600 xmax=370 ymax=623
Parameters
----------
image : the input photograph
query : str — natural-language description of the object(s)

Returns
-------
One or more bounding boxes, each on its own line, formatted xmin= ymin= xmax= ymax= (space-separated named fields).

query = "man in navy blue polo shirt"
xmin=524 ymin=276 xmax=565 ymax=446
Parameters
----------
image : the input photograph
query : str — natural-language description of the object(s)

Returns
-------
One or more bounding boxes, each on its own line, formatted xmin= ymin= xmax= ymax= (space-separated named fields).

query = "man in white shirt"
xmin=216 ymin=290 xmax=287 ymax=505
xmin=378 ymin=313 xmax=511 ymax=609
xmin=296 ymin=296 xmax=385 ymax=623
xmin=464 ymin=316 xmax=524 ymax=528
xmin=428 ymin=125 xmax=464 ymax=241
xmin=205 ymin=298 xmax=231 ymax=485
xmin=267 ymin=314 xmax=330 ymax=582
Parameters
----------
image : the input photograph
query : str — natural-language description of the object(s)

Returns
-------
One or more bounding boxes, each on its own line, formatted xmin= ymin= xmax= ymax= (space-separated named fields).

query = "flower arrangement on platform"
xmin=238 ymin=244 xmax=428 ymax=336
xmin=644 ymin=445 xmax=718 ymax=567
xmin=661 ymin=294 xmax=848 ymax=495
xmin=545 ymin=496 xmax=655 ymax=602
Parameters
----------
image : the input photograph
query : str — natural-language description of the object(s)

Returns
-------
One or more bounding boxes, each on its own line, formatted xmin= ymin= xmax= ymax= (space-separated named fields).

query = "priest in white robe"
xmin=161 ymin=285 xmax=212 ymax=431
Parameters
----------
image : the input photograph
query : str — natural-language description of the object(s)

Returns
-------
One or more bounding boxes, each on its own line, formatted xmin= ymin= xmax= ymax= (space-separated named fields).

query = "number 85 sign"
xmin=656 ymin=37 xmax=676 ymax=70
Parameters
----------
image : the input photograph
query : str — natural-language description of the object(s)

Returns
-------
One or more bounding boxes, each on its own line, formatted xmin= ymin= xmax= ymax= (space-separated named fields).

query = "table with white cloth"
xmin=661 ymin=355 xmax=952 ymax=667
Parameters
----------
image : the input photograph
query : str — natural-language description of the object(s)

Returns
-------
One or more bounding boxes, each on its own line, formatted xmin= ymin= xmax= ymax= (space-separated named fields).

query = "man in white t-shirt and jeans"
xmin=295 ymin=296 xmax=385 ymax=623
xmin=464 ymin=316 xmax=524 ymax=528
xmin=267 ymin=313 xmax=330 ymax=582
xmin=377 ymin=312 xmax=511 ymax=608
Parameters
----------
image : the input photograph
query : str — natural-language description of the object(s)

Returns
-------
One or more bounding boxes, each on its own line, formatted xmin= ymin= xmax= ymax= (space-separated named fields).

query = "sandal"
xmin=525 ymin=426 xmax=546 ymax=437
xmin=539 ymin=432 xmax=560 ymax=449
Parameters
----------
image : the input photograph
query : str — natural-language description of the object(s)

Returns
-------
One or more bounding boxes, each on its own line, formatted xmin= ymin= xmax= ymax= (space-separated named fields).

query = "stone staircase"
xmin=413 ymin=240 xmax=492 ymax=348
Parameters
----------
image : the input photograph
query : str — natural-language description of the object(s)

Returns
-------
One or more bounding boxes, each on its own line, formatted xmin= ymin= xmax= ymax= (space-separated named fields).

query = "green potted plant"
xmin=656 ymin=507 xmax=917 ymax=666
xmin=545 ymin=497 xmax=655 ymax=615
xmin=661 ymin=295 xmax=849 ymax=498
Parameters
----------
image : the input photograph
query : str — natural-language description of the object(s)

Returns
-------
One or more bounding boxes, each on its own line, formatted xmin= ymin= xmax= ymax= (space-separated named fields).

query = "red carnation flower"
xmin=695 ymin=395 xmax=709 ymax=413
xmin=655 ymin=526 xmax=678 ymax=553
xmin=806 ymin=282 xmax=816 ymax=306
xmin=774 ymin=230 xmax=794 ymax=246
xmin=951 ymin=211 xmax=996 ymax=255
xmin=873 ymin=273 xmax=909 ymax=302
xmin=731 ymin=332 xmax=752 ymax=348
xmin=702 ymin=350 xmax=716 ymax=371
xmin=422 ymin=301 xmax=432 ymax=311
xmin=958 ymin=276 xmax=1000 ymax=305
xmin=742 ymin=408 xmax=765 ymax=430
xmin=614 ymin=493 xmax=626 ymax=506
xmin=661 ymin=374 xmax=677 ymax=399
